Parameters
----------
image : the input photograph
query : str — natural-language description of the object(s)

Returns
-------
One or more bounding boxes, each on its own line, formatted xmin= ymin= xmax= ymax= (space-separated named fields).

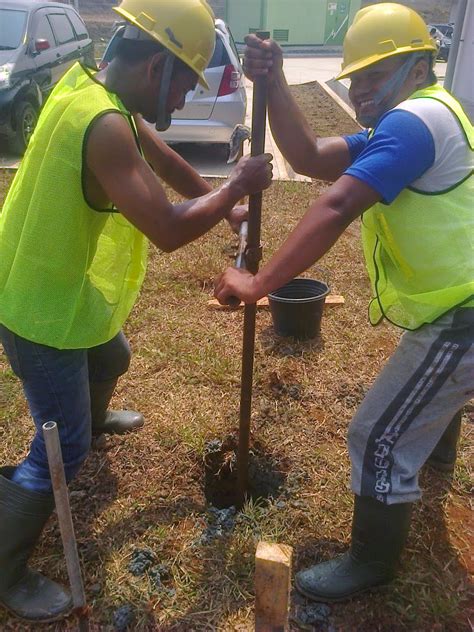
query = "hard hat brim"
xmin=336 ymin=45 xmax=437 ymax=80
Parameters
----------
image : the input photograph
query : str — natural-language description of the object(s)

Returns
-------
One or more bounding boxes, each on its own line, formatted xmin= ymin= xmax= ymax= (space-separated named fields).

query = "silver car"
xmin=100 ymin=19 xmax=247 ymax=145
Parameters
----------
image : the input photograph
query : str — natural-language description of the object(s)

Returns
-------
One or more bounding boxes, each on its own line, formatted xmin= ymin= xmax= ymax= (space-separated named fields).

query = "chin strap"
xmin=155 ymin=52 xmax=175 ymax=132
xmin=359 ymin=53 xmax=427 ymax=128
xmin=373 ymin=53 xmax=425 ymax=107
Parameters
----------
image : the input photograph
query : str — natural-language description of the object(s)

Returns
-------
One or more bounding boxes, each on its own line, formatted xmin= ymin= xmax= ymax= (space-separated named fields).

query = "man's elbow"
xmin=288 ymin=155 xmax=313 ymax=178
xmin=151 ymin=234 xmax=178 ymax=253
xmin=150 ymin=228 xmax=185 ymax=253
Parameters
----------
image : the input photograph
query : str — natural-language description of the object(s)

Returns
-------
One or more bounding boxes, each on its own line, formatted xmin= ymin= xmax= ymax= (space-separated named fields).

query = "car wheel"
xmin=214 ymin=143 xmax=230 ymax=162
xmin=11 ymin=101 xmax=38 ymax=155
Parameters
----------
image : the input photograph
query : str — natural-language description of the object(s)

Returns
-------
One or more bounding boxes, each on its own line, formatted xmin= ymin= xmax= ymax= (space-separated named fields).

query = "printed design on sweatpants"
xmin=361 ymin=311 xmax=472 ymax=503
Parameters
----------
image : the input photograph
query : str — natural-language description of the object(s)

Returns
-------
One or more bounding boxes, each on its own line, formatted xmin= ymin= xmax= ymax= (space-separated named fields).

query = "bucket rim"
xmin=268 ymin=278 xmax=330 ymax=305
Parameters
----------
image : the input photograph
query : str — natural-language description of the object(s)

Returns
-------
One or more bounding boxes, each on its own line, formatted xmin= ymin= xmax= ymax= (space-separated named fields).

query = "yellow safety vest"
xmin=0 ymin=63 xmax=148 ymax=348
xmin=361 ymin=84 xmax=474 ymax=330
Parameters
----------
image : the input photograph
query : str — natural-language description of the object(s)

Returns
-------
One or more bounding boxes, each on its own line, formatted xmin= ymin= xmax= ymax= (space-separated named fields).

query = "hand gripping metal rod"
xmin=236 ymin=31 xmax=270 ymax=509
xmin=43 ymin=421 xmax=89 ymax=632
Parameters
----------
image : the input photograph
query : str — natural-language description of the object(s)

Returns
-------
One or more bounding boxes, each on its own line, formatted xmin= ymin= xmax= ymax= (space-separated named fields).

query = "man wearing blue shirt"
xmin=214 ymin=3 xmax=473 ymax=601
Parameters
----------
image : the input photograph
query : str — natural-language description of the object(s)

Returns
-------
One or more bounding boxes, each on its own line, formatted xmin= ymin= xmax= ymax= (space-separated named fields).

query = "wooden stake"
xmin=207 ymin=294 xmax=345 ymax=310
xmin=255 ymin=541 xmax=293 ymax=632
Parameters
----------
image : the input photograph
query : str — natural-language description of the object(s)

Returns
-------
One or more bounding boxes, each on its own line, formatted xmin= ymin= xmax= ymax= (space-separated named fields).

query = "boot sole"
xmin=294 ymin=574 xmax=391 ymax=603
xmin=91 ymin=423 xmax=145 ymax=439
xmin=0 ymin=599 xmax=74 ymax=624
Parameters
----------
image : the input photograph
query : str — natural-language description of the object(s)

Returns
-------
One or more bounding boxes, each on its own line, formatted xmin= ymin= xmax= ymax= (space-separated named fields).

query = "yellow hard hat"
xmin=337 ymin=2 xmax=437 ymax=80
xmin=114 ymin=0 xmax=215 ymax=89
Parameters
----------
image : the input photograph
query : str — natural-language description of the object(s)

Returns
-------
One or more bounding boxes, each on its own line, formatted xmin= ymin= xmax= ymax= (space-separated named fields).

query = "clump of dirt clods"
xmin=203 ymin=433 xmax=287 ymax=508
xmin=113 ymin=604 xmax=135 ymax=631
xmin=291 ymin=602 xmax=333 ymax=631
xmin=199 ymin=505 xmax=237 ymax=544
xmin=128 ymin=548 xmax=155 ymax=576
xmin=127 ymin=549 xmax=174 ymax=595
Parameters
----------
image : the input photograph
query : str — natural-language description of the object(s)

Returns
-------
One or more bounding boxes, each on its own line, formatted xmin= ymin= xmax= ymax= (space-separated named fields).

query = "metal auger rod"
xmin=235 ymin=31 xmax=269 ymax=510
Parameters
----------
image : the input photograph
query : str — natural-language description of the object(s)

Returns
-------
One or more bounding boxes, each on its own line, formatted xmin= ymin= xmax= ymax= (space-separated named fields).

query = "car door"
xmin=28 ymin=8 xmax=61 ymax=97
xmin=66 ymin=8 xmax=95 ymax=68
xmin=46 ymin=11 xmax=81 ymax=81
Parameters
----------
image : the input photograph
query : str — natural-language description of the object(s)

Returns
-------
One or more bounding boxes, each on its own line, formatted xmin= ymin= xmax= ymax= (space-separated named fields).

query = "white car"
xmin=100 ymin=19 xmax=247 ymax=146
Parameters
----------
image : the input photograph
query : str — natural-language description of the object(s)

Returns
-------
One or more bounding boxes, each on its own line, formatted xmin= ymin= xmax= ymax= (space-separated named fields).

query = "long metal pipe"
xmin=444 ymin=0 xmax=474 ymax=121
xmin=444 ymin=0 xmax=467 ymax=92
xmin=43 ymin=421 xmax=89 ymax=632
xmin=236 ymin=32 xmax=269 ymax=509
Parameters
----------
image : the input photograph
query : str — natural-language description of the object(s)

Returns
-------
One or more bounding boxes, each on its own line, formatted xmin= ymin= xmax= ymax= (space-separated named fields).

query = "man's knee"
xmin=88 ymin=331 xmax=131 ymax=381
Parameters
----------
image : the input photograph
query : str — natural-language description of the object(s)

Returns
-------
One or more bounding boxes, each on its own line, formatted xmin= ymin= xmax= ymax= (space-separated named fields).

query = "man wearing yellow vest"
xmin=0 ymin=0 xmax=273 ymax=622
xmin=215 ymin=3 xmax=473 ymax=601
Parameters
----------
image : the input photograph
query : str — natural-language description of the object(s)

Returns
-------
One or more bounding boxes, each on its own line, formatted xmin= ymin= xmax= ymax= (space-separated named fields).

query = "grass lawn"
xmin=0 ymin=83 xmax=472 ymax=631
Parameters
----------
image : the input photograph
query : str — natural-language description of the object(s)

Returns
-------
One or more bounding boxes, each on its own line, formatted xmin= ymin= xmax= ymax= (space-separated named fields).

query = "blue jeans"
xmin=0 ymin=325 xmax=131 ymax=494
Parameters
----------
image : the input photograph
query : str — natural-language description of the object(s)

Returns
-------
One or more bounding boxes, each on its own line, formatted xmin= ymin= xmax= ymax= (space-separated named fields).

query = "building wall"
xmin=266 ymin=0 xmax=327 ymax=45
xmin=225 ymin=0 xmax=265 ymax=43
xmin=224 ymin=0 xmax=361 ymax=46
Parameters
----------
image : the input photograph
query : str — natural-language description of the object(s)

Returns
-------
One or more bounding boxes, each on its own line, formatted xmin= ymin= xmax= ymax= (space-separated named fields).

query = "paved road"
xmin=0 ymin=58 xmax=447 ymax=178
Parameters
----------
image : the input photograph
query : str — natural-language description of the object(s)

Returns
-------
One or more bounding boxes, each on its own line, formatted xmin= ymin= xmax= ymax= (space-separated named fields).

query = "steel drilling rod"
xmin=236 ymin=31 xmax=270 ymax=509
xmin=43 ymin=421 xmax=89 ymax=632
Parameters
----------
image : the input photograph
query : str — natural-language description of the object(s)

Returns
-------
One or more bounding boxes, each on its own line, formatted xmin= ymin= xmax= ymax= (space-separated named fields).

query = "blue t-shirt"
xmin=343 ymin=109 xmax=436 ymax=204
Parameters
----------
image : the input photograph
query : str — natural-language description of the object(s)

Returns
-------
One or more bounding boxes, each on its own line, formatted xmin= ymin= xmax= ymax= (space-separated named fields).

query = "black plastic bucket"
xmin=268 ymin=278 xmax=330 ymax=340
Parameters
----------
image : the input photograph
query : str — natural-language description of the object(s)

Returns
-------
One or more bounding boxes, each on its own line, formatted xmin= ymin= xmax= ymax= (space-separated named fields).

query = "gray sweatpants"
xmin=349 ymin=307 xmax=474 ymax=505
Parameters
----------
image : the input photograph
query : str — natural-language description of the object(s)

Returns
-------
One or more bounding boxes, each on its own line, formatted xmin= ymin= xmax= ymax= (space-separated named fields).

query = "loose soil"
xmin=0 ymin=80 xmax=472 ymax=632
xmin=203 ymin=434 xmax=288 ymax=509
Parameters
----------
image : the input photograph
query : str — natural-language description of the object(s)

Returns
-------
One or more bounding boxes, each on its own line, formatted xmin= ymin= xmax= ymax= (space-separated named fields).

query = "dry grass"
xmin=0 ymin=84 xmax=472 ymax=631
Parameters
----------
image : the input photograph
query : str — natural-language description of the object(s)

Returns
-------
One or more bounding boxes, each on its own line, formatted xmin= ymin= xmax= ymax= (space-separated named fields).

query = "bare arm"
xmin=244 ymin=35 xmax=353 ymax=181
xmin=267 ymin=73 xmax=353 ymax=181
xmin=214 ymin=175 xmax=381 ymax=304
xmin=133 ymin=114 xmax=212 ymax=198
xmin=86 ymin=113 xmax=272 ymax=252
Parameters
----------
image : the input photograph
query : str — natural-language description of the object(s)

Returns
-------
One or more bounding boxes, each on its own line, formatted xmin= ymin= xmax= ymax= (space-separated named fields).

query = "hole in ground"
xmin=203 ymin=433 xmax=288 ymax=509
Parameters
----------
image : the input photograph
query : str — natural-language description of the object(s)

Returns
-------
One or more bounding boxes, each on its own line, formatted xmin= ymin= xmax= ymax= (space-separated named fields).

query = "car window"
xmin=0 ymin=8 xmax=28 ymax=50
xmin=226 ymin=27 xmax=241 ymax=64
xmin=208 ymin=36 xmax=231 ymax=68
xmin=48 ymin=13 xmax=76 ymax=45
xmin=67 ymin=10 xmax=89 ymax=42
xmin=34 ymin=15 xmax=57 ymax=48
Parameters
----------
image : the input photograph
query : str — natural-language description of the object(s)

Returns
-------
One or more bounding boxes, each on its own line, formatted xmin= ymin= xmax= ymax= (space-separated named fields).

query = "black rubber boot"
xmin=295 ymin=495 xmax=413 ymax=602
xmin=90 ymin=378 xmax=144 ymax=437
xmin=426 ymin=411 xmax=462 ymax=472
xmin=0 ymin=467 xmax=72 ymax=622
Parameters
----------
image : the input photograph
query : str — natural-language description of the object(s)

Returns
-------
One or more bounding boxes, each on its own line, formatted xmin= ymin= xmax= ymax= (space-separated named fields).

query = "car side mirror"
xmin=35 ymin=39 xmax=51 ymax=53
